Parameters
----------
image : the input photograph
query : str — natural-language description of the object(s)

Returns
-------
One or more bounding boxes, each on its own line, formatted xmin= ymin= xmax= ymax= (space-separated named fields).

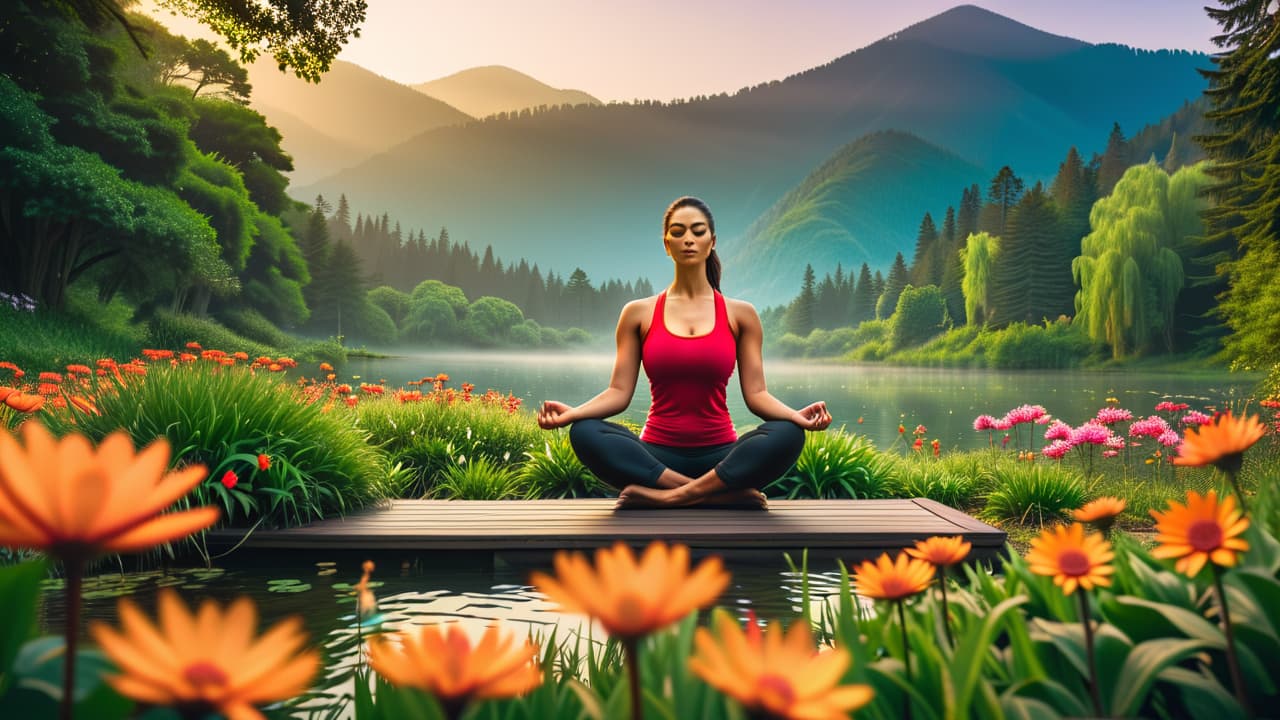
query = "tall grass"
xmin=431 ymin=455 xmax=526 ymax=500
xmin=40 ymin=363 xmax=396 ymax=529
xmin=148 ymin=310 xmax=344 ymax=365
xmin=0 ymin=288 xmax=144 ymax=370
xmin=520 ymin=431 xmax=607 ymax=498
xmin=766 ymin=429 xmax=897 ymax=499
xmin=981 ymin=463 xmax=1087 ymax=525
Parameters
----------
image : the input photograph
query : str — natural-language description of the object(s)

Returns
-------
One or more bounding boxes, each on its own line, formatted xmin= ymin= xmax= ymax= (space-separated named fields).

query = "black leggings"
xmin=568 ymin=419 xmax=806 ymax=491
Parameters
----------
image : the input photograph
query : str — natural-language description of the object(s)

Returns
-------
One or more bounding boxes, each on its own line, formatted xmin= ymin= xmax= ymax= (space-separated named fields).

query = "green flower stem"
xmin=1225 ymin=468 xmax=1249 ymax=514
xmin=623 ymin=637 xmax=643 ymax=720
xmin=61 ymin=558 xmax=84 ymax=720
xmin=939 ymin=568 xmax=954 ymax=648
xmin=1077 ymin=591 xmax=1103 ymax=718
xmin=1211 ymin=564 xmax=1252 ymax=717
xmin=897 ymin=599 xmax=913 ymax=720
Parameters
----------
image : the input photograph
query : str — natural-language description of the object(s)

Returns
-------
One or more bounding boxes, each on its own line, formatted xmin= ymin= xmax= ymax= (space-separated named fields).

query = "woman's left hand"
xmin=793 ymin=401 xmax=832 ymax=431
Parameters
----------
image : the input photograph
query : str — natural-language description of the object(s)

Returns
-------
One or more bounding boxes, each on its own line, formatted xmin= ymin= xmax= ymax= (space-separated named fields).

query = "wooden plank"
xmin=206 ymin=498 xmax=1006 ymax=558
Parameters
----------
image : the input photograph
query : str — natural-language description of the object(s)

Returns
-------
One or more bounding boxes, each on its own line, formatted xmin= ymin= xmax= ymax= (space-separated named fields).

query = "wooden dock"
xmin=207 ymin=498 xmax=1007 ymax=563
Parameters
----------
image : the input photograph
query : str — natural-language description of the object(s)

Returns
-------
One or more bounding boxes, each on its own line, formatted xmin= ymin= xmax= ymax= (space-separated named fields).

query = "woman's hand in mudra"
xmin=537 ymin=400 xmax=574 ymax=430
xmin=793 ymin=401 xmax=832 ymax=431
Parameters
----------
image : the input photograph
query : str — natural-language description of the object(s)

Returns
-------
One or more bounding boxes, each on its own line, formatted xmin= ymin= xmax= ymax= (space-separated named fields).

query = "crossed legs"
xmin=567 ymin=419 xmax=806 ymax=509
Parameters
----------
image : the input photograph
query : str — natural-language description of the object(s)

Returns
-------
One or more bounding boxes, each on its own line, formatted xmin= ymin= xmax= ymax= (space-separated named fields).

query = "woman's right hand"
xmin=537 ymin=400 xmax=575 ymax=429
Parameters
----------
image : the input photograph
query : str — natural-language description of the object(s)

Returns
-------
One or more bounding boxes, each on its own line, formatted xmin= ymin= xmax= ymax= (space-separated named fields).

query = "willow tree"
xmin=961 ymin=232 xmax=999 ymax=326
xmin=1072 ymin=161 xmax=1208 ymax=358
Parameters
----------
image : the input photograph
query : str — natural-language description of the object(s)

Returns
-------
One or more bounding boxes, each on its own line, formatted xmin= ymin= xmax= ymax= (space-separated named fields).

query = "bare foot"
xmin=614 ymin=485 xmax=768 ymax=510
xmin=701 ymin=488 xmax=769 ymax=510
xmin=615 ymin=484 xmax=686 ymax=509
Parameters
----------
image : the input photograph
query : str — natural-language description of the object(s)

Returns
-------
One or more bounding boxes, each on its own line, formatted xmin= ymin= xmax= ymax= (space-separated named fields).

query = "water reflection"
xmin=41 ymin=552 xmax=869 ymax=718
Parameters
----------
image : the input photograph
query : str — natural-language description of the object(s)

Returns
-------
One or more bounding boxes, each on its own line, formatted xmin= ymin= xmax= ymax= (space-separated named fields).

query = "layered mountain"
xmin=246 ymin=58 xmax=472 ymax=185
xmin=728 ymin=131 xmax=986 ymax=302
xmin=296 ymin=5 xmax=1209 ymax=304
xmin=412 ymin=66 xmax=600 ymax=118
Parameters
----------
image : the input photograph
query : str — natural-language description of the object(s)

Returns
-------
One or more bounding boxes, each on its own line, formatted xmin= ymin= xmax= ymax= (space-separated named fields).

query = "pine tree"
xmin=987 ymin=166 xmax=1024 ymax=236
xmin=939 ymin=206 xmax=965 ymax=324
xmin=957 ymin=184 xmax=981 ymax=241
xmin=878 ymin=253 xmax=909 ymax=320
xmin=851 ymin=263 xmax=876 ymax=324
xmin=1162 ymin=132 xmax=1184 ymax=173
xmin=1097 ymin=122 xmax=1130 ymax=196
xmin=988 ymin=183 xmax=1063 ymax=326
xmin=564 ymin=268 xmax=593 ymax=328
xmin=909 ymin=212 xmax=939 ymax=287
xmin=786 ymin=264 xmax=817 ymax=336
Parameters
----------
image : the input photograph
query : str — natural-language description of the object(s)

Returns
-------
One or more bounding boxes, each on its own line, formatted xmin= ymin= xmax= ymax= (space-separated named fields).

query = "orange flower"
xmin=1172 ymin=411 xmax=1266 ymax=474
xmin=852 ymin=552 xmax=935 ymax=601
xmin=319 ymin=362 xmax=334 ymax=372
xmin=90 ymin=589 xmax=318 ymax=720
xmin=1025 ymin=523 xmax=1114 ymax=595
xmin=65 ymin=364 xmax=91 ymax=375
xmin=905 ymin=535 xmax=971 ymax=567
xmin=69 ymin=395 xmax=99 ymax=415
xmin=1073 ymin=497 xmax=1126 ymax=525
xmin=267 ymin=363 xmax=283 ymax=372
xmin=185 ymin=341 xmax=202 ymax=350
xmin=3 ymin=391 xmax=44 ymax=413
xmin=435 ymin=373 xmax=450 ymax=382
xmin=530 ymin=541 xmax=729 ymax=640
xmin=689 ymin=609 xmax=874 ymax=720
xmin=257 ymin=454 xmax=270 ymax=472
xmin=39 ymin=371 xmax=63 ymax=383
xmin=368 ymin=623 xmax=541 ymax=712
xmin=0 ymin=386 xmax=15 ymax=403
xmin=0 ymin=361 xmax=23 ymax=378
xmin=1150 ymin=490 xmax=1249 ymax=577
xmin=0 ymin=422 xmax=218 ymax=556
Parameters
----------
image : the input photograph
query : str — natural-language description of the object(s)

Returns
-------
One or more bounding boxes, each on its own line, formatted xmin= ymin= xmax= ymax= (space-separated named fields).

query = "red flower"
xmin=257 ymin=454 xmax=271 ymax=471
xmin=912 ymin=437 xmax=924 ymax=452
xmin=856 ymin=416 xmax=863 ymax=424
xmin=898 ymin=424 xmax=906 ymax=434
xmin=65 ymin=364 xmax=91 ymax=375
xmin=931 ymin=438 xmax=941 ymax=457
xmin=220 ymin=470 xmax=238 ymax=489
xmin=38 ymin=371 xmax=63 ymax=384
xmin=185 ymin=341 xmax=202 ymax=350
xmin=914 ymin=424 xmax=927 ymax=436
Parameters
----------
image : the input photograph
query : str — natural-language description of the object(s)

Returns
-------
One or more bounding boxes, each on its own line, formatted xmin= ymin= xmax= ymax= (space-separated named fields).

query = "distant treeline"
xmin=305 ymin=196 xmax=654 ymax=333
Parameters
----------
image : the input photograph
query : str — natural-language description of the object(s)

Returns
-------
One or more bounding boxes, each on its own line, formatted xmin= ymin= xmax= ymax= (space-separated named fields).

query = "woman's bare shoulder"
xmin=619 ymin=295 xmax=659 ymax=326
xmin=724 ymin=296 xmax=760 ymax=320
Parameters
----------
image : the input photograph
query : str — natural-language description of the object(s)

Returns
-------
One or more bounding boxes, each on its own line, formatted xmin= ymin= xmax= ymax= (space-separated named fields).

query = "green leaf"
xmin=1100 ymin=595 xmax=1225 ymax=646
xmin=6 ymin=636 xmax=133 ymax=720
xmin=1110 ymin=638 xmax=1215 ymax=716
xmin=1157 ymin=666 xmax=1245 ymax=719
xmin=950 ymin=595 xmax=1027 ymax=714
xmin=0 ymin=559 xmax=47 ymax=690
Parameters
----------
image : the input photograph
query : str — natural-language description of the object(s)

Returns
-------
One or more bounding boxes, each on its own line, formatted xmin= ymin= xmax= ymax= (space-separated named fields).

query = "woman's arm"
xmin=734 ymin=301 xmax=832 ymax=430
xmin=537 ymin=300 xmax=645 ymax=429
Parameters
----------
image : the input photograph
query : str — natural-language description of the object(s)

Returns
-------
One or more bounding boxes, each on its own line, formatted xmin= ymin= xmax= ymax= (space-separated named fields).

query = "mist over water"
xmin=350 ymin=351 xmax=1256 ymax=450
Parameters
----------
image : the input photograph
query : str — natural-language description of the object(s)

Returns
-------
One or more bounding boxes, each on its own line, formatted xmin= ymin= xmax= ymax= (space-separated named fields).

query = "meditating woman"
xmin=536 ymin=196 xmax=832 ymax=508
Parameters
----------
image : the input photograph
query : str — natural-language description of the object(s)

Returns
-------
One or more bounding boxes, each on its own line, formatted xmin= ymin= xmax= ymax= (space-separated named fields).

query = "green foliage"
xmin=367 ymin=286 xmax=412 ymax=328
xmin=147 ymin=310 xmax=345 ymax=365
xmin=431 ymin=455 xmax=526 ymax=500
xmin=981 ymin=463 xmax=1087 ymax=525
xmin=889 ymin=284 xmax=948 ymax=350
xmin=1073 ymin=161 xmax=1209 ymax=358
xmin=0 ymin=288 xmax=144 ymax=371
xmin=520 ymin=431 xmax=607 ymax=499
xmin=985 ymin=320 xmax=1101 ymax=369
xmin=890 ymin=464 xmax=981 ymax=509
xmin=766 ymin=429 xmax=897 ymax=499
xmin=961 ymin=231 xmax=999 ymax=325
xmin=463 ymin=296 xmax=525 ymax=346
xmin=39 ymin=363 xmax=394 ymax=528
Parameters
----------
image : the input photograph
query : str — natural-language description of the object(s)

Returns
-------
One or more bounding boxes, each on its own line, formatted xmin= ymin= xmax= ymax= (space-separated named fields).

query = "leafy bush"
xmin=985 ymin=320 xmax=1101 ymax=369
xmin=564 ymin=327 xmax=592 ymax=344
xmin=40 ymin=363 xmax=395 ymax=529
xmin=431 ymin=455 xmax=525 ymax=499
xmin=891 ymin=465 xmax=980 ymax=509
xmin=890 ymin=284 xmax=949 ymax=350
xmin=215 ymin=307 xmax=294 ymax=348
xmin=981 ymin=463 xmax=1087 ymax=525
xmin=520 ymin=431 xmax=607 ymax=498
xmin=770 ymin=332 xmax=807 ymax=358
xmin=766 ymin=429 xmax=897 ymax=499
xmin=0 ymin=288 xmax=143 ymax=370
xmin=148 ymin=310 xmax=345 ymax=365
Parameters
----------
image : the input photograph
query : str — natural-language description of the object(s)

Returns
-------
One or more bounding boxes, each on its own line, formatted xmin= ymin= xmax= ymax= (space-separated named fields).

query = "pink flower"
xmin=993 ymin=417 xmax=1014 ymax=431
xmin=1102 ymin=450 xmax=1120 ymax=458
xmin=1035 ymin=414 xmax=1054 ymax=425
xmin=1095 ymin=407 xmax=1133 ymax=425
xmin=1044 ymin=419 xmax=1073 ymax=442
xmin=1042 ymin=439 xmax=1073 ymax=460
xmin=973 ymin=414 xmax=997 ymax=431
xmin=1154 ymin=401 xmax=1190 ymax=413
xmin=1001 ymin=434 xmax=1012 ymax=447
xmin=1180 ymin=411 xmax=1212 ymax=426
xmin=1104 ymin=433 xmax=1126 ymax=451
xmin=1157 ymin=429 xmax=1182 ymax=447
xmin=1071 ymin=422 xmax=1112 ymax=446
xmin=1129 ymin=415 xmax=1172 ymax=438
xmin=1004 ymin=404 xmax=1047 ymax=425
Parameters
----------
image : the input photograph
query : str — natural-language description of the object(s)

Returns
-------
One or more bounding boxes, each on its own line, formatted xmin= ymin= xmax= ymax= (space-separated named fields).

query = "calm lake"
xmin=350 ymin=350 xmax=1257 ymax=449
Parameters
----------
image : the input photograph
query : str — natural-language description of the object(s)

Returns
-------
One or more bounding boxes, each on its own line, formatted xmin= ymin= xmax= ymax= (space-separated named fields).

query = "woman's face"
xmin=664 ymin=206 xmax=715 ymax=265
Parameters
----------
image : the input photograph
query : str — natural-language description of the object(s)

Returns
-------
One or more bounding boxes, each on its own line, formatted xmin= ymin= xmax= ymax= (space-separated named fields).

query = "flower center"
xmin=614 ymin=592 xmax=651 ymax=637
xmin=1187 ymin=520 xmax=1224 ymax=552
xmin=183 ymin=661 xmax=229 ymax=689
xmin=1057 ymin=549 xmax=1092 ymax=577
xmin=757 ymin=673 xmax=796 ymax=713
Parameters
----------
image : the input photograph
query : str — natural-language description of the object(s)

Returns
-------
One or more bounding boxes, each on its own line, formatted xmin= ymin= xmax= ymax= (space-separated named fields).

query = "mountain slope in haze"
xmin=246 ymin=58 xmax=472 ymax=184
xmin=412 ymin=65 xmax=600 ymax=118
xmin=298 ymin=5 xmax=1209 ymax=304
xmin=728 ymin=131 xmax=987 ymax=303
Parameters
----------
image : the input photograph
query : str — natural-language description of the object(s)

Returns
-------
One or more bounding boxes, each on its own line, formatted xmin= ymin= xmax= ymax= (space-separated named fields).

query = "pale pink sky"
xmin=140 ymin=0 xmax=1222 ymax=102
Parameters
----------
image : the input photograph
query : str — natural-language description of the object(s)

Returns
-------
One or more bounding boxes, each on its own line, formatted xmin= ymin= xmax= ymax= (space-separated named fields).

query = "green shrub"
xmin=981 ymin=463 xmax=1087 ymax=525
xmin=890 ymin=284 xmax=949 ymax=350
xmin=539 ymin=326 xmax=566 ymax=348
xmin=432 ymin=455 xmax=526 ymax=499
xmin=40 ymin=363 xmax=395 ymax=529
xmin=391 ymin=435 xmax=460 ymax=498
xmin=509 ymin=319 xmax=542 ymax=347
xmin=148 ymin=310 xmax=345 ymax=365
xmin=766 ymin=429 xmax=897 ymax=499
xmin=520 ymin=431 xmax=606 ymax=498
xmin=985 ymin=320 xmax=1100 ymax=369
xmin=216 ymin=307 xmax=294 ymax=348
xmin=564 ymin=327 xmax=592 ymax=344
xmin=851 ymin=339 xmax=888 ymax=361
xmin=770 ymin=332 xmax=807 ymax=358
xmin=808 ymin=327 xmax=859 ymax=357
xmin=891 ymin=465 xmax=980 ymax=509
xmin=0 ymin=292 xmax=143 ymax=371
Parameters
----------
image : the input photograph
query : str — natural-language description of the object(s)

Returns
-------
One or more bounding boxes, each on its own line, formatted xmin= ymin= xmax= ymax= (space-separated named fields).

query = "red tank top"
xmin=639 ymin=291 xmax=738 ymax=446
